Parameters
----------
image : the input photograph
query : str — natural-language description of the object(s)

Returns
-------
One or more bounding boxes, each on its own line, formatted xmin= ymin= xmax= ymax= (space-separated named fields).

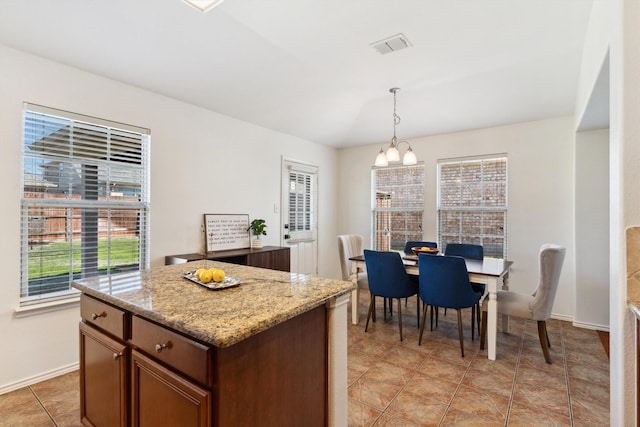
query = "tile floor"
xmin=0 ymin=293 xmax=609 ymax=426
xmin=347 ymin=293 xmax=609 ymax=426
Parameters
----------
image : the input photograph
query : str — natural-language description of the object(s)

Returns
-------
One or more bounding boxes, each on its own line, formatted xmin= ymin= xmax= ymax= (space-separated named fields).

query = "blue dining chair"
xmin=418 ymin=254 xmax=483 ymax=357
xmin=444 ymin=243 xmax=485 ymax=333
xmin=363 ymin=250 xmax=420 ymax=341
xmin=403 ymin=241 xmax=438 ymax=255
xmin=444 ymin=243 xmax=483 ymax=260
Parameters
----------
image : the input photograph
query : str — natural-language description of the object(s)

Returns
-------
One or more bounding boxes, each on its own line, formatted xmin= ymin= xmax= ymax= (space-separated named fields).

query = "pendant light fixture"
xmin=374 ymin=87 xmax=417 ymax=167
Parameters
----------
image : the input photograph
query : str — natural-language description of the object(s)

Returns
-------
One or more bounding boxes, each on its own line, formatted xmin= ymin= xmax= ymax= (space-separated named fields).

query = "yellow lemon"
xmin=211 ymin=269 xmax=225 ymax=283
xmin=195 ymin=268 xmax=207 ymax=280
xmin=199 ymin=269 xmax=213 ymax=284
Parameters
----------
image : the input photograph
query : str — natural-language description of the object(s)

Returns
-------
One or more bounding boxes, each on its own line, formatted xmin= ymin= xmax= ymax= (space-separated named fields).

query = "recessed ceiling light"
xmin=182 ymin=0 xmax=224 ymax=13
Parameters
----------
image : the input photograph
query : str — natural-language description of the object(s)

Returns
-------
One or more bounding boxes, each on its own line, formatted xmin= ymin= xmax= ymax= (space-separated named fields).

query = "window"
xmin=438 ymin=156 xmax=507 ymax=258
xmin=372 ymin=164 xmax=425 ymax=251
xmin=286 ymin=163 xmax=317 ymax=242
xmin=21 ymin=104 xmax=150 ymax=305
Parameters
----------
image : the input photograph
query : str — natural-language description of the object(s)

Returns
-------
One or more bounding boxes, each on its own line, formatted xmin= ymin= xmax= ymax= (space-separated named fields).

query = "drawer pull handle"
xmin=155 ymin=342 xmax=172 ymax=353
xmin=112 ymin=352 xmax=123 ymax=360
xmin=91 ymin=311 xmax=106 ymax=321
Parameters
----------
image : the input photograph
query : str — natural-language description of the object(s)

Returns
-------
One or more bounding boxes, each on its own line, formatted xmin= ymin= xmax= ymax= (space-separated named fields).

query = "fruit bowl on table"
xmin=411 ymin=247 xmax=439 ymax=256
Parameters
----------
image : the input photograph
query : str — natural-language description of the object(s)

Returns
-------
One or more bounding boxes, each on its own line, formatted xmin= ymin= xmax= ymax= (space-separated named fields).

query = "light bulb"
xmin=403 ymin=147 xmax=417 ymax=165
xmin=375 ymin=149 xmax=388 ymax=167
xmin=385 ymin=145 xmax=400 ymax=162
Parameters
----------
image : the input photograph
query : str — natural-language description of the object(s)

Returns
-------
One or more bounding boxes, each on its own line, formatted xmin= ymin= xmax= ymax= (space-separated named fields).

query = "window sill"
xmin=14 ymin=295 xmax=80 ymax=318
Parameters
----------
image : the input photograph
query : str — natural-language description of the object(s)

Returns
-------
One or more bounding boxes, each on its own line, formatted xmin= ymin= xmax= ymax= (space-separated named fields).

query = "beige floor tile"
xmin=348 ymin=375 xmax=404 ymax=411
xmin=348 ymin=398 xmax=382 ymax=427
xmin=508 ymin=400 xmax=572 ymax=426
xmin=372 ymin=412 xmax=419 ymax=426
xmin=440 ymin=407 xmax=504 ymax=427
xmin=448 ymin=383 xmax=509 ymax=424
xmin=384 ymin=390 xmax=448 ymax=427
xmin=400 ymin=373 xmax=458 ymax=404
xmin=460 ymin=366 xmax=515 ymax=400
xmin=0 ymin=388 xmax=52 ymax=426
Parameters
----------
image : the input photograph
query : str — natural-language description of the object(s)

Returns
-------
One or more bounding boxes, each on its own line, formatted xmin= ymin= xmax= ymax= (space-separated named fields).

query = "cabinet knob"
xmin=155 ymin=342 xmax=171 ymax=353
xmin=91 ymin=311 xmax=106 ymax=321
xmin=112 ymin=352 xmax=123 ymax=360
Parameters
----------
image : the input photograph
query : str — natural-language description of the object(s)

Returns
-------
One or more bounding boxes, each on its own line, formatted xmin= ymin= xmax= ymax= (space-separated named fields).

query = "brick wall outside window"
xmin=438 ymin=157 xmax=507 ymax=258
xmin=372 ymin=164 xmax=424 ymax=251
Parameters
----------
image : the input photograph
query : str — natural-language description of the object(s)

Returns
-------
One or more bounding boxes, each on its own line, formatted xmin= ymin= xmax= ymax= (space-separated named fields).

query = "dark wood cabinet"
xmin=79 ymin=292 xmax=326 ymax=427
xmin=131 ymin=350 xmax=211 ymax=427
xmin=165 ymin=246 xmax=290 ymax=272
xmin=79 ymin=321 xmax=128 ymax=427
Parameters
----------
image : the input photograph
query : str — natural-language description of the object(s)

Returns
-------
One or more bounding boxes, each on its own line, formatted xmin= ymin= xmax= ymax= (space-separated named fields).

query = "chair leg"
xmin=456 ymin=310 xmax=465 ymax=357
xmin=476 ymin=302 xmax=481 ymax=335
xmin=538 ymin=320 xmax=552 ymax=364
xmin=365 ymin=296 xmax=375 ymax=332
xmin=419 ymin=303 xmax=428 ymax=345
xmin=397 ymin=299 xmax=403 ymax=341
xmin=471 ymin=305 xmax=476 ymax=341
xmin=480 ymin=311 xmax=487 ymax=350
xmin=371 ymin=294 xmax=376 ymax=322
xmin=416 ymin=295 xmax=420 ymax=329
xmin=383 ymin=297 xmax=387 ymax=321
xmin=430 ymin=305 xmax=434 ymax=331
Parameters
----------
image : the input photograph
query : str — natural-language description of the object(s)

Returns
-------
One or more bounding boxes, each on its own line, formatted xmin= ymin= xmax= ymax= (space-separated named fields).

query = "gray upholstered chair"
xmin=480 ymin=244 xmax=566 ymax=363
xmin=337 ymin=234 xmax=368 ymax=290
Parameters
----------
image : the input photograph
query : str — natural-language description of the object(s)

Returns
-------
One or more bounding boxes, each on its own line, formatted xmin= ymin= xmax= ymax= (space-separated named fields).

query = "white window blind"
xmin=372 ymin=164 xmax=425 ymax=251
xmin=287 ymin=165 xmax=317 ymax=242
xmin=437 ymin=156 xmax=507 ymax=258
xmin=20 ymin=104 xmax=151 ymax=305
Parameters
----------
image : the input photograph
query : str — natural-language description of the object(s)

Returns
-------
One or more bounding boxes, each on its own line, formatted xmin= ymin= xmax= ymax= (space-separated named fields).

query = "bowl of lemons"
xmin=411 ymin=246 xmax=439 ymax=256
xmin=184 ymin=267 xmax=240 ymax=290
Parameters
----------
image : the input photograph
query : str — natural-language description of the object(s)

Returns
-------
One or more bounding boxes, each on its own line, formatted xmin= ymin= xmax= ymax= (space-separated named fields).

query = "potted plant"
xmin=247 ymin=218 xmax=267 ymax=248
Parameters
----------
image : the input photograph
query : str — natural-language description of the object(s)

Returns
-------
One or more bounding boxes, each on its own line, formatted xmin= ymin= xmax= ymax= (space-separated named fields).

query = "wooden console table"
xmin=165 ymin=246 xmax=290 ymax=272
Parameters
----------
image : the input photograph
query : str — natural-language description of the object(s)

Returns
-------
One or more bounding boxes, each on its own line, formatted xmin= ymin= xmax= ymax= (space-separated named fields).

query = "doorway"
xmin=281 ymin=158 xmax=318 ymax=275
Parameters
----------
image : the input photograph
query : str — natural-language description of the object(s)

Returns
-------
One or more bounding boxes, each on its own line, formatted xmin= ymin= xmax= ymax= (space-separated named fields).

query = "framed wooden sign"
xmin=204 ymin=214 xmax=250 ymax=252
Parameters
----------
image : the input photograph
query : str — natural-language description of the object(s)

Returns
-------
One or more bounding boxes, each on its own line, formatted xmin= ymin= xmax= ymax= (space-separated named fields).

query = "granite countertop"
xmin=72 ymin=261 xmax=355 ymax=348
xmin=627 ymin=226 xmax=640 ymax=316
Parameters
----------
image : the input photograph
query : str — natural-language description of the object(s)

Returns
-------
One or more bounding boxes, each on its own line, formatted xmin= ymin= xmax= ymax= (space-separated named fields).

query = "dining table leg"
xmin=501 ymin=271 xmax=510 ymax=333
xmin=486 ymin=277 xmax=498 ymax=361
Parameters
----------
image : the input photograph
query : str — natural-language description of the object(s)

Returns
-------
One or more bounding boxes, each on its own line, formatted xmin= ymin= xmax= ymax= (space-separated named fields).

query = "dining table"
xmin=348 ymin=253 xmax=513 ymax=361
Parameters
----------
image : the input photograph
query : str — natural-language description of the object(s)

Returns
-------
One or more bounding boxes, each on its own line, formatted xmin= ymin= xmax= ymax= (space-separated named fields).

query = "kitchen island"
xmin=73 ymin=261 xmax=354 ymax=427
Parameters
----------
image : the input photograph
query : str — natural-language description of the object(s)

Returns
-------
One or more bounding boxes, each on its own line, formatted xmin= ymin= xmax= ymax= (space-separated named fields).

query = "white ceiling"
xmin=0 ymin=0 xmax=596 ymax=148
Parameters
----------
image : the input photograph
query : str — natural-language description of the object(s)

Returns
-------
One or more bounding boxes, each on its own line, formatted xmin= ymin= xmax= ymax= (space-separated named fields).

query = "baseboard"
xmin=550 ymin=313 xmax=574 ymax=323
xmin=572 ymin=320 xmax=610 ymax=332
xmin=0 ymin=362 xmax=79 ymax=396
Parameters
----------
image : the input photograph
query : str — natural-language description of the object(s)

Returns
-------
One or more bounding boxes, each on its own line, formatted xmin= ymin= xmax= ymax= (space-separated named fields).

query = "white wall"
xmin=338 ymin=117 xmax=577 ymax=319
xmin=0 ymin=43 xmax=340 ymax=392
xmin=575 ymin=129 xmax=610 ymax=330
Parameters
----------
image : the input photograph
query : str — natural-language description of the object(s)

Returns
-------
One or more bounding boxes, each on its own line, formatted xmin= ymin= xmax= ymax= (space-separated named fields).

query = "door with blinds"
xmin=281 ymin=159 xmax=318 ymax=275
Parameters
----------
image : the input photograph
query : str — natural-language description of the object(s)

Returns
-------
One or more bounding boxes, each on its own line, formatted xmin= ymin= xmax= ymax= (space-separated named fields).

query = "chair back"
xmin=404 ymin=241 xmax=437 ymax=255
xmin=363 ymin=250 xmax=417 ymax=298
xmin=418 ymin=254 xmax=481 ymax=309
xmin=530 ymin=244 xmax=566 ymax=320
xmin=337 ymin=234 xmax=364 ymax=281
xmin=445 ymin=243 xmax=484 ymax=260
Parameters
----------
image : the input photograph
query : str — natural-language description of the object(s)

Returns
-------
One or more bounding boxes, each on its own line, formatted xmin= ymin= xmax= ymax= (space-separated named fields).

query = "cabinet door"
xmin=80 ymin=322 xmax=128 ymax=427
xmin=131 ymin=350 xmax=211 ymax=427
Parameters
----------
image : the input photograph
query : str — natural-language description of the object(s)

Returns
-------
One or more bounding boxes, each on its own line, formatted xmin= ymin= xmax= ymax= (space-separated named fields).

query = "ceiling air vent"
xmin=370 ymin=33 xmax=412 ymax=55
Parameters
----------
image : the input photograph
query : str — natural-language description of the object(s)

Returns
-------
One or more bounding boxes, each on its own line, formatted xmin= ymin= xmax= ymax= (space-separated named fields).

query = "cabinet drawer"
xmin=131 ymin=316 xmax=212 ymax=387
xmin=81 ymin=294 xmax=128 ymax=340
